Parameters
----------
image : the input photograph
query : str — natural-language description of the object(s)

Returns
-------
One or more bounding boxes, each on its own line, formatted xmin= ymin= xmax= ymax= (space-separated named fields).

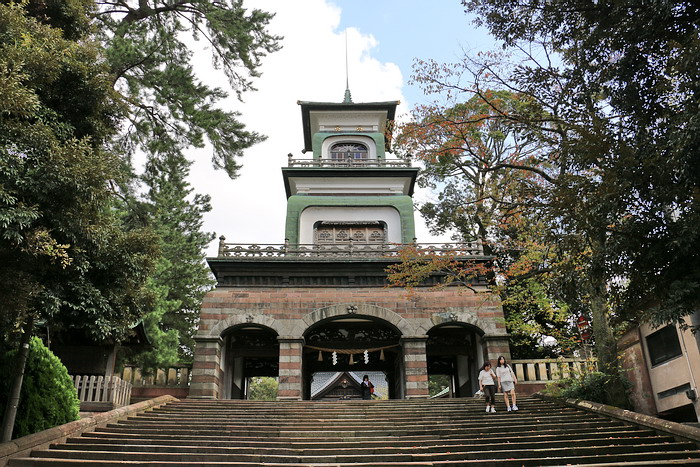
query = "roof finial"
xmin=343 ymin=29 xmax=353 ymax=103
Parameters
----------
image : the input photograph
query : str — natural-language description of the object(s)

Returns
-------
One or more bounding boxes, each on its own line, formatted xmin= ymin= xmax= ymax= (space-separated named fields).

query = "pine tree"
xmin=123 ymin=154 xmax=215 ymax=369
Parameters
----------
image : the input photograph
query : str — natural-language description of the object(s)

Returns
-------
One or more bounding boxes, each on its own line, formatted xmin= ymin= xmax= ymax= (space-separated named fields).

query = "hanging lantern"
xmin=379 ymin=349 xmax=385 ymax=361
xmin=317 ymin=350 xmax=323 ymax=362
xmin=349 ymin=353 xmax=355 ymax=365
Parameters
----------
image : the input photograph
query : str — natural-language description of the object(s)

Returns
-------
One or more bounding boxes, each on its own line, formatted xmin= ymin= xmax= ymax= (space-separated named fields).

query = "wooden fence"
xmin=120 ymin=365 xmax=191 ymax=387
xmin=71 ymin=375 xmax=132 ymax=410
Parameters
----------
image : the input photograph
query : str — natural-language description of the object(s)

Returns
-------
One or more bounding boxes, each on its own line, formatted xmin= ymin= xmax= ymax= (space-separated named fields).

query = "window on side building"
xmin=646 ymin=325 xmax=683 ymax=366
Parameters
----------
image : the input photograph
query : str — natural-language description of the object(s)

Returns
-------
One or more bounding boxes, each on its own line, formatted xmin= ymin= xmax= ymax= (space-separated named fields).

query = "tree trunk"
xmin=589 ymin=280 xmax=617 ymax=373
xmin=588 ymin=250 xmax=629 ymax=408
xmin=1 ymin=315 xmax=34 ymax=442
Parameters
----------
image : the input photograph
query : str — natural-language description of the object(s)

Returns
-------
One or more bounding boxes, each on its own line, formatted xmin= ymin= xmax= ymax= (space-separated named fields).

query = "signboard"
xmin=577 ymin=316 xmax=589 ymax=329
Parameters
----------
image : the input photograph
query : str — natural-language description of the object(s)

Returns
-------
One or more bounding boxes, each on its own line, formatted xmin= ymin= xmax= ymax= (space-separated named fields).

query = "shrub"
xmin=247 ymin=377 xmax=278 ymax=400
xmin=544 ymin=371 xmax=632 ymax=409
xmin=0 ymin=337 xmax=80 ymax=438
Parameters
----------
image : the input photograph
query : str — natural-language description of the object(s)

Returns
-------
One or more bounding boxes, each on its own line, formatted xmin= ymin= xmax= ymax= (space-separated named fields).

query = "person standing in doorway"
xmin=360 ymin=374 xmax=374 ymax=400
xmin=478 ymin=362 xmax=497 ymax=412
xmin=496 ymin=356 xmax=518 ymax=411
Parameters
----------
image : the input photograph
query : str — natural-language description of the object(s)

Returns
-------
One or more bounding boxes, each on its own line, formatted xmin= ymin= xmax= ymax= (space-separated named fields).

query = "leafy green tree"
xmin=121 ymin=154 xmax=215 ymax=369
xmin=247 ymin=377 xmax=278 ymax=401
xmin=0 ymin=338 xmax=80 ymax=438
xmin=394 ymin=2 xmax=697 ymax=407
xmin=456 ymin=2 xmax=698 ymax=400
xmin=0 ymin=1 xmax=158 ymax=440
xmin=92 ymin=1 xmax=280 ymax=370
xmin=94 ymin=0 xmax=282 ymax=178
xmin=394 ymin=92 xmax=577 ymax=357
xmin=428 ymin=375 xmax=450 ymax=397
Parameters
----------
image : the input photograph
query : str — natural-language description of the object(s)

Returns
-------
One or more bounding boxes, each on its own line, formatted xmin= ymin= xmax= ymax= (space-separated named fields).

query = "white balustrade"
xmin=509 ymin=358 xmax=597 ymax=383
xmin=71 ymin=375 xmax=132 ymax=407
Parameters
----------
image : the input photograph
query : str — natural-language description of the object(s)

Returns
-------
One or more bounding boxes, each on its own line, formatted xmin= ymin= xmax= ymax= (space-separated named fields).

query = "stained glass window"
xmin=330 ymin=142 xmax=369 ymax=160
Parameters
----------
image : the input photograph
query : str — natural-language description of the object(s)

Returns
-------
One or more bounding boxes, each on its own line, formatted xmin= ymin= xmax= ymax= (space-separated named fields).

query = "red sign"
xmin=581 ymin=329 xmax=592 ymax=340
xmin=577 ymin=316 xmax=589 ymax=329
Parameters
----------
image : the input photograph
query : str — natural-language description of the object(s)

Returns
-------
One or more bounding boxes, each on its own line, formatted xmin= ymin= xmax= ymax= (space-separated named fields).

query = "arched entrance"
xmin=426 ymin=323 xmax=484 ymax=397
xmin=221 ymin=324 xmax=279 ymax=399
xmin=302 ymin=315 xmax=402 ymax=400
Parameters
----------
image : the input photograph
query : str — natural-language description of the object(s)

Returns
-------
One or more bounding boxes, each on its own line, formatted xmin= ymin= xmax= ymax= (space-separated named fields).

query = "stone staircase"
xmin=8 ymin=397 xmax=700 ymax=466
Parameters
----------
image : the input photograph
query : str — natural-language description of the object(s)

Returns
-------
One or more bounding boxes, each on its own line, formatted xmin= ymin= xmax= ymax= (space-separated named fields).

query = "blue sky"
xmin=188 ymin=1 xmax=500 ymax=253
xmin=333 ymin=0 xmax=496 ymax=107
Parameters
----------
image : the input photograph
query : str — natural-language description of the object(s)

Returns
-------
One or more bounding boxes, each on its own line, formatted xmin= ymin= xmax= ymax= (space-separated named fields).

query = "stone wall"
xmin=618 ymin=328 xmax=657 ymax=415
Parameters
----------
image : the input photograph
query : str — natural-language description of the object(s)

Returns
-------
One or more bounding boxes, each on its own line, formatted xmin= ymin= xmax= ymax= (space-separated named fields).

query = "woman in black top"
xmin=360 ymin=375 xmax=374 ymax=400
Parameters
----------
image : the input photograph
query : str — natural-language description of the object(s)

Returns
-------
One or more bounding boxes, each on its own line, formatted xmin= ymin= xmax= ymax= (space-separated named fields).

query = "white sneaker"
xmin=485 ymin=406 xmax=490 ymax=413
xmin=512 ymin=404 xmax=518 ymax=411
xmin=507 ymin=406 xmax=512 ymax=412
xmin=490 ymin=407 xmax=496 ymax=413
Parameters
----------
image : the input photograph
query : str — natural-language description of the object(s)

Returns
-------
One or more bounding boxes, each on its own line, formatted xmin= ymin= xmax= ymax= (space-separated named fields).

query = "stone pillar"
xmin=483 ymin=335 xmax=511 ymax=364
xmin=189 ymin=336 xmax=223 ymax=399
xmin=278 ymin=336 xmax=304 ymax=401
xmin=401 ymin=335 xmax=429 ymax=399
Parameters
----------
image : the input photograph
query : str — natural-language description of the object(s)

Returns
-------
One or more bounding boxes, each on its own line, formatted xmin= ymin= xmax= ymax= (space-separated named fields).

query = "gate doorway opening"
xmin=426 ymin=323 xmax=484 ymax=398
xmin=302 ymin=315 xmax=402 ymax=399
xmin=221 ymin=325 xmax=279 ymax=399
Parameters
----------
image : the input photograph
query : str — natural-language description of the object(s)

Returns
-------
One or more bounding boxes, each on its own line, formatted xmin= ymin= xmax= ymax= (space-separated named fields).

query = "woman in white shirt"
xmin=478 ymin=362 xmax=497 ymax=412
xmin=495 ymin=356 xmax=518 ymax=411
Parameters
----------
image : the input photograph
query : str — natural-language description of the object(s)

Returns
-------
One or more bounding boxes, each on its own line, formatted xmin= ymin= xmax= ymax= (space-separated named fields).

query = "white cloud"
xmin=186 ymin=1 xmax=444 ymax=256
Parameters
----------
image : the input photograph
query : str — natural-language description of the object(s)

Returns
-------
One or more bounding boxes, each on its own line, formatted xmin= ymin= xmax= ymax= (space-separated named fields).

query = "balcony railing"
xmin=216 ymin=239 xmax=484 ymax=258
xmin=287 ymin=154 xmax=411 ymax=168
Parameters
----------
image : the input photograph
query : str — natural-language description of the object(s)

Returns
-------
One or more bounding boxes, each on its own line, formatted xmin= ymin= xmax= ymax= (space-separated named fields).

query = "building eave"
xmin=281 ymin=167 xmax=418 ymax=198
xmin=205 ymin=256 xmax=493 ymax=288
xmin=299 ymin=101 xmax=399 ymax=153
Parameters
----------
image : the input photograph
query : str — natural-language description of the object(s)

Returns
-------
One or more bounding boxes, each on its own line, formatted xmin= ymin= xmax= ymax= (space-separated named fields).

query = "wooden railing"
xmin=121 ymin=365 xmax=191 ymax=387
xmin=71 ymin=375 xmax=132 ymax=408
xmin=510 ymin=358 xmax=597 ymax=383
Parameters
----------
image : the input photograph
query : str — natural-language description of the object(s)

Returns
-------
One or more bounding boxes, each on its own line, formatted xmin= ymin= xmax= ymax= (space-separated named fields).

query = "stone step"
xmin=68 ymin=426 xmax=658 ymax=448
xmin=13 ymin=442 xmax=699 ymax=464
xmin=152 ymin=402 xmax=556 ymax=411
xmin=10 ymin=451 xmax=700 ymax=466
xmin=10 ymin=397 xmax=700 ymax=466
xmin=95 ymin=417 xmax=621 ymax=436
xmin=52 ymin=434 xmax=679 ymax=456
xmin=155 ymin=399 xmax=549 ymax=406
xmin=10 ymin=456 xmax=700 ymax=467
xmin=146 ymin=407 xmax=564 ymax=417
xmin=121 ymin=413 xmax=600 ymax=428
xmin=137 ymin=412 xmax=576 ymax=421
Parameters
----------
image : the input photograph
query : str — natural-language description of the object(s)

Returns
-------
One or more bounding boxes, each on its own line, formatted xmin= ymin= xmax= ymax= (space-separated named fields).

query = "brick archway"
xmin=298 ymin=304 xmax=413 ymax=400
xmin=295 ymin=303 xmax=412 ymax=336
xmin=205 ymin=313 xmax=283 ymax=338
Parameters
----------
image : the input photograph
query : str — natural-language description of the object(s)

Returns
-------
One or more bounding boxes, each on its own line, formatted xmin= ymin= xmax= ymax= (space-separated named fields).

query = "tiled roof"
xmin=310 ymin=371 xmax=387 ymax=398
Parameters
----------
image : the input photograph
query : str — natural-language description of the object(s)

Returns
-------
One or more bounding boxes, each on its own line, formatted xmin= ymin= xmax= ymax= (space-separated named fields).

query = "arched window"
xmin=329 ymin=142 xmax=369 ymax=160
